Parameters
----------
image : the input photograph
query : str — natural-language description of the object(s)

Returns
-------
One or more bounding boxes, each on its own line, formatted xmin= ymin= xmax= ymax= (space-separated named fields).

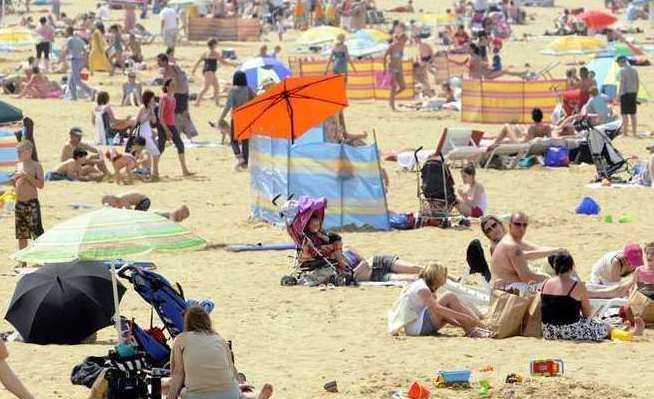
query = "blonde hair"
xmin=420 ymin=262 xmax=448 ymax=292
xmin=645 ymin=242 xmax=654 ymax=255
xmin=184 ymin=306 xmax=214 ymax=335
xmin=16 ymin=140 xmax=33 ymax=152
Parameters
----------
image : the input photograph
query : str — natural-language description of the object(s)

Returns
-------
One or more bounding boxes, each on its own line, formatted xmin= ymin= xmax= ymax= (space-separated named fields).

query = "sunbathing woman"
xmin=541 ymin=254 xmax=644 ymax=341
xmin=17 ymin=66 xmax=59 ymax=99
xmin=342 ymin=248 xmax=423 ymax=283
xmin=388 ymin=262 xmax=490 ymax=337
xmin=455 ymin=162 xmax=487 ymax=218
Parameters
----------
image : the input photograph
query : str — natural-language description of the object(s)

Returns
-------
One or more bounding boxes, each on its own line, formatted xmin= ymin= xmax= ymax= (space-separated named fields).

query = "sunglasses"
xmin=483 ymin=222 xmax=498 ymax=235
xmin=511 ymin=221 xmax=528 ymax=228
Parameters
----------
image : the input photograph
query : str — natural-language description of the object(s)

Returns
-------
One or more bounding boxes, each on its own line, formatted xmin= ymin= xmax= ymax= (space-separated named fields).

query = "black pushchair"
xmin=572 ymin=117 xmax=630 ymax=182
xmin=414 ymin=148 xmax=457 ymax=228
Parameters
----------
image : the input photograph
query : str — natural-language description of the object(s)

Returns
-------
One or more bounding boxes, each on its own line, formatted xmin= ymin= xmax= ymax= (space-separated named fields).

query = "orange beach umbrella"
xmin=233 ymin=75 xmax=348 ymax=141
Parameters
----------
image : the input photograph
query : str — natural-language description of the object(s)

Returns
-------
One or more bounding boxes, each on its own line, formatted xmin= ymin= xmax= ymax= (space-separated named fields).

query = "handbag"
xmin=486 ymin=289 xmax=532 ymax=339
xmin=124 ymin=123 xmax=141 ymax=153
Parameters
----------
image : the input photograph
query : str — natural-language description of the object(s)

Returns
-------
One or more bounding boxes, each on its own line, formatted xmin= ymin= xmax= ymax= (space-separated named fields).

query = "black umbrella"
xmin=5 ymin=261 xmax=127 ymax=345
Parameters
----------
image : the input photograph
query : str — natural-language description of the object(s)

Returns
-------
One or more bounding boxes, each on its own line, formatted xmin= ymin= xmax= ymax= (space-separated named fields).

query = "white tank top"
xmin=94 ymin=109 xmax=107 ymax=145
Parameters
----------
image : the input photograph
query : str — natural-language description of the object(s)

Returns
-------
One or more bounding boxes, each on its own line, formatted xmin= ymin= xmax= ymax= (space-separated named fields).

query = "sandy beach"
xmin=0 ymin=0 xmax=653 ymax=397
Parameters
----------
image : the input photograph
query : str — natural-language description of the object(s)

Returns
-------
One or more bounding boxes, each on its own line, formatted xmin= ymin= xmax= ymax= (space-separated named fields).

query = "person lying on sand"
xmin=490 ymin=212 xmax=566 ymax=294
xmin=388 ymin=262 xmax=491 ymax=337
xmin=61 ymin=127 xmax=110 ymax=177
xmin=342 ymin=248 xmax=423 ymax=283
xmin=486 ymin=108 xmax=552 ymax=150
xmin=542 ymin=254 xmax=644 ymax=342
xmin=16 ymin=66 xmax=60 ymax=99
xmin=155 ymin=205 xmax=190 ymax=222
xmin=102 ymin=191 xmax=151 ymax=211
xmin=45 ymin=149 xmax=104 ymax=182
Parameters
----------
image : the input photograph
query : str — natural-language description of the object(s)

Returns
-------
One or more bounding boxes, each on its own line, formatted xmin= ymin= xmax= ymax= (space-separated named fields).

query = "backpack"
xmin=118 ymin=266 xmax=188 ymax=337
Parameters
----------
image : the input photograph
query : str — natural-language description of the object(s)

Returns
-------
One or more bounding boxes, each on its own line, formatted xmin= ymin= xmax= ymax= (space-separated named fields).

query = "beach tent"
xmin=0 ymin=130 xmax=17 ymax=183
xmin=586 ymin=57 xmax=650 ymax=102
xmin=249 ymin=127 xmax=390 ymax=231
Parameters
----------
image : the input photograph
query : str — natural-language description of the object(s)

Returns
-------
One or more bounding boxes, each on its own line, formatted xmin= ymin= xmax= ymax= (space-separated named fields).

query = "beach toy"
xmin=434 ymin=370 xmax=471 ymax=388
xmin=1 ymin=191 xmax=16 ymax=214
xmin=618 ymin=214 xmax=634 ymax=224
xmin=505 ymin=373 xmax=523 ymax=384
xmin=604 ymin=214 xmax=613 ymax=223
xmin=610 ymin=328 xmax=634 ymax=342
xmin=407 ymin=381 xmax=430 ymax=399
xmin=478 ymin=380 xmax=491 ymax=397
xmin=530 ymin=359 xmax=564 ymax=376
xmin=544 ymin=147 xmax=570 ymax=167
xmin=575 ymin=197 xmax=600 ymax=215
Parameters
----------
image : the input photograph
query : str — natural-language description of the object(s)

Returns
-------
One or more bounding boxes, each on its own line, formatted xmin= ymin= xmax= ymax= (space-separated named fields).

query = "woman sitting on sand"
xmin=92 ymin=91 xmax=132 ymax=145
xmin=455 ymin=163 xmax=486 ymax=218
xmin=632 ymin=242 xmax=654 ymax=290
xmin=167 ymin=306 xmax=273 ymax=399
xmin=541 ymin=254 xmax=644 ymax=341
xmin=17 ymin=66 xmax=60 ymax=99
xmin=589 ymin=243 xmax=642 ymax=294
xmin=388 ymin=262 xmax=489 ymax=337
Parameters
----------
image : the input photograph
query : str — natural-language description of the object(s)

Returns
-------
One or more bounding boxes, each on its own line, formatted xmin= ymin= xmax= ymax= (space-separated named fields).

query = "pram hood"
xmin=287 ymin=196 xmax=327 ymax=246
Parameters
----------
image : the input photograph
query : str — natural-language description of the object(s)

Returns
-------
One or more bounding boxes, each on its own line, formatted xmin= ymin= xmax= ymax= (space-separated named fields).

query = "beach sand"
xmin=0 ymin=0 xmax=653 ymax=398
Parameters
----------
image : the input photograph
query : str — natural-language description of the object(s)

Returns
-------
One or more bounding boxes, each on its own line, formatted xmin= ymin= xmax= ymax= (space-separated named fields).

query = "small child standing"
xmin=122 ymin=71 xmax=142 ymax=106
xmin=12 ymin=141 xmax=44 ymax=262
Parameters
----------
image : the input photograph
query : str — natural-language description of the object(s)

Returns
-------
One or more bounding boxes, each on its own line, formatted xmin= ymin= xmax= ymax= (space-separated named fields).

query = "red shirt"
xmin=160 ymin=94 xmax=176 ymax=126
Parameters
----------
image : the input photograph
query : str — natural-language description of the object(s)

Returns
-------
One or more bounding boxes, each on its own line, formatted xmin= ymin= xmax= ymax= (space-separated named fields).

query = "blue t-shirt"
xmin=585 ymin=94 xmax=612 ymax=124
xmin=65 ymin=35 xmax=86 ymax=60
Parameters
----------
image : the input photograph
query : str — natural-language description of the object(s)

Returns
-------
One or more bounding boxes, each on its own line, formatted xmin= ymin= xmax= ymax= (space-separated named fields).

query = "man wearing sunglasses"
xmin=490 ymin=212 xmax=566 ymax=294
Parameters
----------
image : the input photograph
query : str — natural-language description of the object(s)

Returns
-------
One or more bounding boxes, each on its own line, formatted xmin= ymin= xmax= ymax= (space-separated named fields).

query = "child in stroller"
xmin=280 ymin=196 xmax=351 ymax=286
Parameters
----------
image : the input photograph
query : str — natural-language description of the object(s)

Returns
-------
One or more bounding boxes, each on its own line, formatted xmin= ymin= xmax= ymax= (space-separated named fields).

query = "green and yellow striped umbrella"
xmin=12 ymin=207 xmax=207 ymax=263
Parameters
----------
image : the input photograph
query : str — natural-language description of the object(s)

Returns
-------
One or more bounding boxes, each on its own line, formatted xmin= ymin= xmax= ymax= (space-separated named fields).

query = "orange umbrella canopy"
xmin=578 ymin=10 xmax=617 ymax=29
xmin=233 ymin=74 xmax=348 ymax=140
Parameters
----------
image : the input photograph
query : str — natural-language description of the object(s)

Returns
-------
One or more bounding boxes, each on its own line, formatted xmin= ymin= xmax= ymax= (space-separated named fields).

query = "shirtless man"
xmin=490 ymin=212 xmax=565 ymax=293
xmin=47 ymin=149 xmax=103 ymax=181
xmin=414 ymin=35 xmax=436 ymax=94
xmin=102 ymin=192 xmax=151 ymax=211
xmin=61 ymin=127 xmax=110 ymax=177
xmin=383 ymin=33 xmax=408 ymax=111
xmin=13 ymin=141 xmax=45 ymax=262
xmin=157 ymin=53 xmax=198 ymax=140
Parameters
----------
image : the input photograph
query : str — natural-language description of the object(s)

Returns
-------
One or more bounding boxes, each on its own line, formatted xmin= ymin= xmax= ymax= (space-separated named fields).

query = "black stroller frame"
xmin=413 ymin=148 xmax=458 ymax=228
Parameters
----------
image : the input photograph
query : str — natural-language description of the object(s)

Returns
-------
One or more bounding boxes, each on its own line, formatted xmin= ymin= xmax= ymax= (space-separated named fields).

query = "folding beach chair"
xmin=534 ymin=61 xmax=560 ymax=80
xmin=435 ymin=128 xmax=486 ymax=167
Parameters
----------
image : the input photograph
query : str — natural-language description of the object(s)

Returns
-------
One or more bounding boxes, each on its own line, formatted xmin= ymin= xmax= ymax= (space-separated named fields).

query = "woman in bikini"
xmin=325 ymin=34 xmax=356 ymax=134
xmin=192 ymin=38 xmax=233 ymax=107
xmin=383 ymin=33 xmax=408 ymax=111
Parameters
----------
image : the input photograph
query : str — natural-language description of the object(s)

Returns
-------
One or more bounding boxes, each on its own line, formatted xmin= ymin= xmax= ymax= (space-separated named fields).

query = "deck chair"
xmin=533 ymin=61 xmax=560 ymax=80
xmin=483 ymin=142 xmax=531 ymax=169
xmin=435 ymin=128 xmax=486 ymax=167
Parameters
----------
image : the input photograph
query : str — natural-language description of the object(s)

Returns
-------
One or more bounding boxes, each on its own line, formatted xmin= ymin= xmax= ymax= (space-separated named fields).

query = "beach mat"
xmin=586 ymin=182 xmax=647 ymax=189
xmin=226 ymin=243 xmax=297 ymax=252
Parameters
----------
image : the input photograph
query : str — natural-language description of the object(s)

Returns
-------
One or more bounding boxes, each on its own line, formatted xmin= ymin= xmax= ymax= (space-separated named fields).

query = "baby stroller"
xmin=414 ymin=148 xmax=457 ymax=228
xmin=277 ymin=195 xmax=352 ymax=287
xmin=573 ymin=117 xmax=630 ymax=182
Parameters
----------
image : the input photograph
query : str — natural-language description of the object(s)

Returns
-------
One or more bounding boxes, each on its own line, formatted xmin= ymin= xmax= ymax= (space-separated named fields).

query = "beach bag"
xmin=105 ymin=354 xmax=148 ymax=399
xmin=71 ymin=356 xmax=106 ymax=388
xmin=375 ymin=71 xmax=391 ymax=89
xmin=389 ymin=212 xmax=416 ymax=230
xmin=387 ymin=286 xmax=420 ymax=335
xmin=487 ymin=289 xmax=531 ymax=339
xmin=628 ymin=288 xmax=654 ymax=323
xmin=544 ymin=146 xmax=569 ymax=167
xmin=124 ymin=123 xmax=141 ymax=154
xmin=521 ymin=294 xmax=542 ymax=338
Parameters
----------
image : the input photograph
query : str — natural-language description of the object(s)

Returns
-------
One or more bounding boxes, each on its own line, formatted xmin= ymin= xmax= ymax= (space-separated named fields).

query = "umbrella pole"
xmin=110 ymin=260 xmax=123 ymax=343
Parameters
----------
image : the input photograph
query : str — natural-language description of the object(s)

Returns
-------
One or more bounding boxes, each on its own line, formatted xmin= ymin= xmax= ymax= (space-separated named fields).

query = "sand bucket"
xmin=407 ymin=381 xmax=430 ymax=399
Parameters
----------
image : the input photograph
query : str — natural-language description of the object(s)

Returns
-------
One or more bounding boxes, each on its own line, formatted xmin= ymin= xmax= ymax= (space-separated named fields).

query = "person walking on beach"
xmin=383 ymin=33 xmax=407 ymax=111
xmin=62 ymin=27 xmax=95 ymax=101
xmin=617 ymin=56 xmax=639 ymax=137
xmin=158 ymin=79 xmax=193 ymax=176
xmin=157 ymin=53 xmax=199 ymax=140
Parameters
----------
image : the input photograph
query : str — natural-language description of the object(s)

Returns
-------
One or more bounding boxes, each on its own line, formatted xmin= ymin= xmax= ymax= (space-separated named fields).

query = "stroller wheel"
xmin=334 ymin=274 xmax=349 ymax=287
xmin=280 ymin=275 xmax=298 ymax=286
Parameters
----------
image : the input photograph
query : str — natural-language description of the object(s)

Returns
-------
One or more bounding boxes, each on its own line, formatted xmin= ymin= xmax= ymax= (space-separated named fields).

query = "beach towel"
xmin=585 ymin=182 xmax=647 ymax=189
xmin=486 ymin=289 xmax=532 ymax=339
